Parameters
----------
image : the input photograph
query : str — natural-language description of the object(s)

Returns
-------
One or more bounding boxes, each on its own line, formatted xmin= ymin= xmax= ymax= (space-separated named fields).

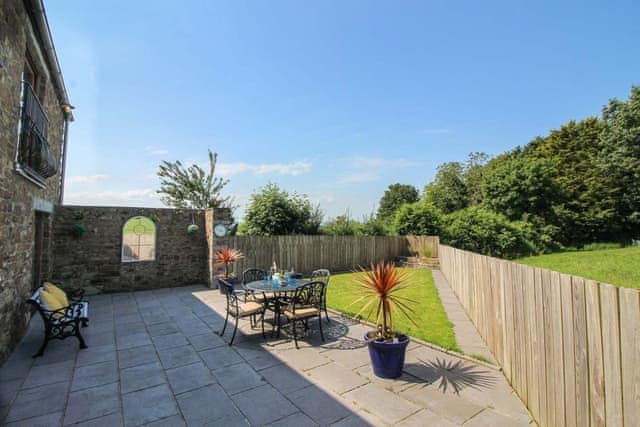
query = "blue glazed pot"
xmin=364 ymin=332 xmax=410 ymax=379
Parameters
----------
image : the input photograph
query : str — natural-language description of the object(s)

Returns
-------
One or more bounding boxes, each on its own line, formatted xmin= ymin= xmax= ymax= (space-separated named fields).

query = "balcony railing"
xmin=16 ymin=81 xmax=57 ymax=185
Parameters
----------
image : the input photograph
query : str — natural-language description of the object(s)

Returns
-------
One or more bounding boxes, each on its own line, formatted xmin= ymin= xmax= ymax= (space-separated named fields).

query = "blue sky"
xmin=48 ymin=1 xmax=640 ymax=221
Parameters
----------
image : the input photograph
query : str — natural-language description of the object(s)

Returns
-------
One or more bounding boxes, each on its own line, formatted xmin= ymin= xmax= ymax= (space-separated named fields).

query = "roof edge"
xmin=27 ymin=0 xmax=74 ymax=121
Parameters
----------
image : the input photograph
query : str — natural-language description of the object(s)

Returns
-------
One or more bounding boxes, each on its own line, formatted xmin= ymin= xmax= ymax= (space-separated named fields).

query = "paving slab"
xmin=71 ymin=360 xmax=118 ymax=391
xmin=5 ymin=381 xmax=68 ymax=423
xmin=76 ymin=344 xmax=117 ymax=367
xmin=260 ymin=363 xmax=313 ymax=394
xmin=122 ymin=383 xmax=178 ymax=426
xmin=5 ymin=411 xmax=63 ymax=427
xmin=213 ymin=361 xmax=267 ymax=395
xmin=288 ymin=385 xmax=354 ymax=425
xmin=70 ymin=411 xmax=123 ymax=427
xmin=232 ymin=384 xmax=299 ymax=425
xmin=117 ymin=344 xmax=159 ymax=369
xmin=343 ymin=383 xmax=421 ymax=425
xmin=199 ymin=346 xmax=244 ymax=370
xmin=307 ymin=362 xmax=369 ymax=395
xmin=176 ymin=383 xmax=242 ymax=426
xmin=152 ymin=332 xmax=189 ymax=350
xmin=166 ymin=361 xmax=216 ymax=395
xmin=266 ymin=411 xmax=318 ymax=426
xmin=157 ymin=344 xmax=200 ymax=369
xmin=120 ymin=361 xmax=166 ymax=394
xmin=64 ymin=382 xmax=120 ymax=425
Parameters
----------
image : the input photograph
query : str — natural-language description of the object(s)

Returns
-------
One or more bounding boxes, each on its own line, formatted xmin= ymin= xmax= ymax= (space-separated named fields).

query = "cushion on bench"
xmin=44 ymin=282 xmax=69 ymax=306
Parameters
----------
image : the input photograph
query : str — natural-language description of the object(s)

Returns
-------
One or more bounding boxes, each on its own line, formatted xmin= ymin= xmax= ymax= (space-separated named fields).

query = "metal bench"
xmin=27 ymin=287 xmax=89 ymax=357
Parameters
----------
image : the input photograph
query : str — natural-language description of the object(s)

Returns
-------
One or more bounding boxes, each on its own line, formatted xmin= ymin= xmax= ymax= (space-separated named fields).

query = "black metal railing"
xmin=16 ymin=81 xmax=57 ymax=183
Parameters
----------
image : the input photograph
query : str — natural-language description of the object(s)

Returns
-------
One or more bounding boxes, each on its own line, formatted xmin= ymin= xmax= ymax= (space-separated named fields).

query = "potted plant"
xmin=351 ymin=261 xmax=417 ymax=378
xmin=214 ymin=248 xmax=244 ymax=292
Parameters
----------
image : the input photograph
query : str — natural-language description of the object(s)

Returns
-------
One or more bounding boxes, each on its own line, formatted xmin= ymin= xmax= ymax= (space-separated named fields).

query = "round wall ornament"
xmin=214 ymin=223 xmax=227 ymax=237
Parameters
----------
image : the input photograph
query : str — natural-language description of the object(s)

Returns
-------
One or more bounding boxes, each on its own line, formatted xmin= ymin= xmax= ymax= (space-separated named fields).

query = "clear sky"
xmin=47 ymin=0 xmax=640 ymax=221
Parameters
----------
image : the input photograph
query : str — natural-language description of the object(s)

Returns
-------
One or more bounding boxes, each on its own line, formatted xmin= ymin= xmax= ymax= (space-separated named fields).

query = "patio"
xmin=0 ymin=285 xmax=533 ymax=426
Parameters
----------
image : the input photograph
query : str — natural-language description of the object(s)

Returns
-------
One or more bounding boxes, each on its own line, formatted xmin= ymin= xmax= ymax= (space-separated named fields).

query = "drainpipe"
xmin=58 ymin=112 xmax=71 ymax=205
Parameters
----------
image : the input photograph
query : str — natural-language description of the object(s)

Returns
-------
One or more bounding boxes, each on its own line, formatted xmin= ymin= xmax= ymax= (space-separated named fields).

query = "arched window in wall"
xmin=122 ymin=216 xmax=156 ymax=262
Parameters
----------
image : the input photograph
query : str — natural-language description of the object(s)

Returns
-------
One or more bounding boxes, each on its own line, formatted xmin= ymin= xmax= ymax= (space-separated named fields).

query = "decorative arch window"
xmin=122 ymin=216 xmax=156 ymax=262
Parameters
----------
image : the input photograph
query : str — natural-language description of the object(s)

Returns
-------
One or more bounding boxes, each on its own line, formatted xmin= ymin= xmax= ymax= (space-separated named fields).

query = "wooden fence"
xmin=439 ymin=244 xmax=639 ymax=427
xmin=217 ymin=235 xmax=439 ymax=275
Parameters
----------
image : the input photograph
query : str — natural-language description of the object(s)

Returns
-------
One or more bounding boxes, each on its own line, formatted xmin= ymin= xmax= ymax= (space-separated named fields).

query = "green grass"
xmin=518 ymin=246 xmax=640 ymax=289
xmin=326 ymin=268 xmax=460 ymax=351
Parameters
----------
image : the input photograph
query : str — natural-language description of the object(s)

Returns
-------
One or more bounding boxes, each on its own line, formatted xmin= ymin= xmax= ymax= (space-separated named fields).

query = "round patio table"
xmin=244 ymin=279 xmax=310 ymax=337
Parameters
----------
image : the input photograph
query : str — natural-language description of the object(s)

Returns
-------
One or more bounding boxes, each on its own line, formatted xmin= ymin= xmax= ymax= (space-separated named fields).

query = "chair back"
xmin=311 ymin=269 xmax=331 ymax=284
xmin=291 ymin=281 xmax=325 ymax=311
xmin=243 ymin=268 xmax=267 ymax=284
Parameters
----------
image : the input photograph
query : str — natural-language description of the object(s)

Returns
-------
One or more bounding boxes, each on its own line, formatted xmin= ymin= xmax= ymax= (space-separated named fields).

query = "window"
xmin=16 ymin=54 xmax=56 ymax=186
xmin=122 ymin=216 xmax=156 ymax=262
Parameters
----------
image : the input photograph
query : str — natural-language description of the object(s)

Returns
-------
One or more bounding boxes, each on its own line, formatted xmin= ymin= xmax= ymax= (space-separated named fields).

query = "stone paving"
xmin=431 ymin=270 xmax=496 ymax=363
xmin=0 ymin=285 xmax=534 ymax=426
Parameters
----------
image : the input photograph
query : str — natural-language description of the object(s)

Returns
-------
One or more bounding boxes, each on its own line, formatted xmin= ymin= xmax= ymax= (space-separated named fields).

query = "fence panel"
xmin=220 ymin=235 xmax=438 ymax=276
xmin=438 ymin=244 xmax=637 ymax=427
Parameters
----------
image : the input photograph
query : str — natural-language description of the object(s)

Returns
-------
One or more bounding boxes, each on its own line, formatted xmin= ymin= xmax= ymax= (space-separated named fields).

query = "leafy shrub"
xmin=442 ymin=207 xmax=536 ymax=259
xmin=393 ymin=202 xmax=443 ymax=236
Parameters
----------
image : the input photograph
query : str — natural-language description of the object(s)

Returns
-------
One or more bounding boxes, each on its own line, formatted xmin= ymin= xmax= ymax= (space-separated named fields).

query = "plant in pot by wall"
xmin=214 ymin=248 xmax=244 ymax=291
xmin=71 ymin=223 xmax=87 ymax=238
xmin=70 ymin=210 xmax=88 ymax=238
xmin=351 ymin=261 xmax=417 ymax=379
xmin=187 ymin=224 xmax=199 ymax=234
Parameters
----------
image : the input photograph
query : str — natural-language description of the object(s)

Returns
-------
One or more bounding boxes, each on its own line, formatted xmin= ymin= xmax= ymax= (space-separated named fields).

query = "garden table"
xmin=245 ymin=279 xmax=310 ymax=337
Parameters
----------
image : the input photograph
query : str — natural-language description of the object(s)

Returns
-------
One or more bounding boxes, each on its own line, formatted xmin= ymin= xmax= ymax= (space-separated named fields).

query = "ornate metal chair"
xmin=311 ymin=269 xmax=331 ymax=323
xmin=283 ymin=281 xmax=326 ymax=349
xmin=217 ymin=278 xmax=267 ymax=345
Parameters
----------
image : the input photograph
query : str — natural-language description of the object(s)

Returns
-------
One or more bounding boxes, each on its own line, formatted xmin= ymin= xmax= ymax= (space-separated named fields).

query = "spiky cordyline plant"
xmin=214 ymin=248 xmax=244 ymax=278
xmin=350 ymin=262 xmax=418 ymax=341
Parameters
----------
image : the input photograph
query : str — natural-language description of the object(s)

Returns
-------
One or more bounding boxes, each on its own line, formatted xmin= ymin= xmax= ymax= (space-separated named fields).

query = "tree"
xmin=423 ymin=162 xmax=468 ymax=213
xmin=600 ymin=86 xmax=640 ymax=241
xmin=377 ymin=184 xmax=420 ymax=222
xmin=393 ymin=202 xmax=443 ymax=236
xmin=464 ymin=152 xmax=490 ymax=206
xmin=157 ymin=150 xmax=232 ymax=209
xmin=321 ymin=214 xmax=360 ymax=236
xmin=481 ymin=154 xmax=560 ymax=224
xmin=443 ymin=206 xmax=536 ymax=259
xmin=243 ymin=183 xmax=322 ymax=235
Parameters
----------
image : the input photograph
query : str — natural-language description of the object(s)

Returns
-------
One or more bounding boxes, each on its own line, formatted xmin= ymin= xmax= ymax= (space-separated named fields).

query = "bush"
xmin=393 ymin=202 xmax=443 ymax=236
xmin=442 ymin=207 xmax=536 ymax=259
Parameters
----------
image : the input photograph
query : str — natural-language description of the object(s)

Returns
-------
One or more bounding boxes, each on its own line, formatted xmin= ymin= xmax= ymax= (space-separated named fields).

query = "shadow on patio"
xmin=0 ymin=285 xmax=530 ymax=426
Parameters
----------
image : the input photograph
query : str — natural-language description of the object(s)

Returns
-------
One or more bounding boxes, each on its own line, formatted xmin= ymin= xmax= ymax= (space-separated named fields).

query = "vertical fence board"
xmin=619 ymin=288 xmax=640 ymax=427
xmin=600 ymin=284 xmax=623 ymax=427
xmin=549 ymin=272 xmax=565 ymax=427
xmin=572 ymin=277 xmax=590 ymax=427
xmin=560 ymin=274 xmax=576 ymax=427
xmin=585 ymin=280 xmax=606 ymax=427
xmin=524 ymin=265 xmax=539 ymax=421
xmin=534 ymin=268 xmax=548 ymax=426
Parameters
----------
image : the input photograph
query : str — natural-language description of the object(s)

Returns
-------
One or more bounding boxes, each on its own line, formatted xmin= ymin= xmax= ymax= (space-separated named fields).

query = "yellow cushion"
xmin=284 ymin=307 xmax=319 ymax=319
xmin=44 ymin=282 xmax=69 ymax=306
xmin=40 ymin=289 xmax=67 ymax=318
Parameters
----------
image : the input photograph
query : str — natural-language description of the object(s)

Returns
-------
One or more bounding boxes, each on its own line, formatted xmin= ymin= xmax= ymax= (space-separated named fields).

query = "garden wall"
xmin=50 ymin=206 xmax=211 ymax=293
xmin=216 ymin=235 xmax=439 ymax=275
xmin=439 ymin=244 xmax=640 ymax=427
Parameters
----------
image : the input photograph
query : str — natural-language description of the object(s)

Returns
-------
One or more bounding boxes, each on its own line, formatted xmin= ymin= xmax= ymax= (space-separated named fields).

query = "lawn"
xmin=326 ymin=268 xmax=459 ymax=351
xmin=517 ymin=246 xmax=640 ymax=289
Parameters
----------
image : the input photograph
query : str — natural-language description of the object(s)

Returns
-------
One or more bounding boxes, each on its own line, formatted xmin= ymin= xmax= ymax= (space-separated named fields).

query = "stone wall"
xmin=0 ymin=1 xmax=69 ymax=364
xmin=50 ymin=206 xmax=211 ymax=294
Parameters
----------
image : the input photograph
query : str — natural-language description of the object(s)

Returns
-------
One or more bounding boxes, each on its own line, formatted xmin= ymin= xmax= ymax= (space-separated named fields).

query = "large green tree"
xmin=393 ymin=202 xmax=443 ymax=236
xmin=157 ymin=150 xmax=232 ymax=209
xmin=243 ymin=183 xmax=322 ymax=235
xmin=600 ymin=86 xmax=640 ymax=241
xmin=377 ymin=183 xmax=420 ymax=222
xmin=423 ymin=162 xmax=468 ymax=213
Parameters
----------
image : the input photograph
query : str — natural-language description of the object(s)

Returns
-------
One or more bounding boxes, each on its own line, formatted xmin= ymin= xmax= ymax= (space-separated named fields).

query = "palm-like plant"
xmin=351 ymin=262 xmax=417 ymax=340
xmin=214 ymin=248 xmax=244 ymax=278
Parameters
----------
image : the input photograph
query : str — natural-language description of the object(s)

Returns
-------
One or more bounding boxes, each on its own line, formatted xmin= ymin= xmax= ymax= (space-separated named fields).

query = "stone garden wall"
xmin=50 ymin=206 xmax=212 ymax=293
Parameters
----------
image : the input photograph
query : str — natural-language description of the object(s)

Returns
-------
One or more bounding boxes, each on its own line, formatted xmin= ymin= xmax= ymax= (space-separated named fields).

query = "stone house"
xmin=0 ymin=0 xmax=74 ymax=364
